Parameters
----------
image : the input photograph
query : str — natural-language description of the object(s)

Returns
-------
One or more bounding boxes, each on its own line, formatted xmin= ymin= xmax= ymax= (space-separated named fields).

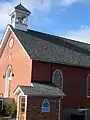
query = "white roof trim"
xmin=30 ymin=83 xmax=34 ymax=87
xmin=0 ymin=25 xmax=11 ymax=48
xmin=9 ymin=8 xmax=15 ymax=16
xmin=14 ymin=86 xmax=24 ymax=95
xmin=9 ymin=26 xmax=30 ymax=60
xmin=9 ymin=8 xmax=30 ymax=16
xmin=77 ymin=109 xmax=88 ymax=111
xmin=0 ymin=25 xmax=30 ymax=60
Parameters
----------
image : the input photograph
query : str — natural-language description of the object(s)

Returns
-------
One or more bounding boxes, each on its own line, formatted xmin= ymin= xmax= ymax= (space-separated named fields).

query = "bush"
xmin=10 ymin=103 xmax=17 ymax=118
xmin=0 ymin=104 xmax=9 ymax=116
xmin=2 ymin=103 xmax=17 ymax=118
xmin=4 ymin=104 xmax=11 ymax=116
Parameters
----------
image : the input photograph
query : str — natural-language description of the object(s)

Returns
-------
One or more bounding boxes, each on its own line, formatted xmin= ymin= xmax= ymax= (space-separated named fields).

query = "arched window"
xmin=87 ymin=74 xmax=90 ymax=97
xmin=52 ymin=69 xmax=63 ymax=89
xmin=5 ymin=66 xmax=12 ymax=97
xmin=42 ymin=99 xmax=50 ymax=112
xmin=6 ymin=66 xmax=12 ymax=80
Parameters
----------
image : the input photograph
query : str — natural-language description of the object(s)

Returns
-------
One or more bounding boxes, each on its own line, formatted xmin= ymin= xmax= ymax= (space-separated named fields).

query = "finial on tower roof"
xmin=20 ymin=1 xmax=22 ymax=5
xmin=20 ymin=0 xmax=22 ymax=5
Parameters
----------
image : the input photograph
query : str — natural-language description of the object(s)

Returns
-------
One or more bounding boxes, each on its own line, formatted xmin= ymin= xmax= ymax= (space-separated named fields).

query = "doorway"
xmin=18 ymin=96 xmax=26 ymax=120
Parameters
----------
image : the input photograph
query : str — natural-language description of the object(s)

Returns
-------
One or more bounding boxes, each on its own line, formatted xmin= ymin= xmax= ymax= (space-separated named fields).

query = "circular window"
xmin=9 ymin=38 xmax=14 ymax=48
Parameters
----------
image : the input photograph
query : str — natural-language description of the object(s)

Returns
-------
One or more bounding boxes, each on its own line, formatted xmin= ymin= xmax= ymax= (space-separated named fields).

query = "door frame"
xmin=17 ymin=95 xmax=27 ymax=120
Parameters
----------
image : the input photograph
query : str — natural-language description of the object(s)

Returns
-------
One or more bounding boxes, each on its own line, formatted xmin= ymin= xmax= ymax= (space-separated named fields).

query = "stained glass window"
xmin=52 ymin=69 xmax=63 ymax=89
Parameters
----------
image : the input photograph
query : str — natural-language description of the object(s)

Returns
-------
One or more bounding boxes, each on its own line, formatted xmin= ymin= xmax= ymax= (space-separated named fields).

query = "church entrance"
xmin=18 ymin=96 xmax=27 ymax=120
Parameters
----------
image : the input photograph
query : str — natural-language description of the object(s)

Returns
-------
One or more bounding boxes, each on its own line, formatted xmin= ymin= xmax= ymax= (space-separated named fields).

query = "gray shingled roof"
xmin=14 ymin=83 xmax=64 ymax=97
xmin=15 ymin=3 xmax=30 ymax=13
xmin=10 ymin=25 xmax=90 ymax=68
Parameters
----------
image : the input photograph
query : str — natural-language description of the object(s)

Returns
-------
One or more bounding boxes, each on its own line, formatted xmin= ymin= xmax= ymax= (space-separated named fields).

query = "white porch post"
xmin=16 ymin=95 xmax=20 ymax=120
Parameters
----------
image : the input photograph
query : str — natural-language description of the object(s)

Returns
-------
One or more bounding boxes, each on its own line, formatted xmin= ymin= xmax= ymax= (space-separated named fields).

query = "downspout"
xmin=58 ymin=98 xmax=60 ymax=120
xmin=85 ymin=110 xmax=87 ymax=120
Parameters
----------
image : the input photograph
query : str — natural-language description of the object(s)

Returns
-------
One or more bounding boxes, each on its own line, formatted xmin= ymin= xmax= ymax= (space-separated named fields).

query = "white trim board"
xmin=14 ymin=86 xmax=24 ymax=96
xmin=0 ymin=25 xmax=30 ymax=60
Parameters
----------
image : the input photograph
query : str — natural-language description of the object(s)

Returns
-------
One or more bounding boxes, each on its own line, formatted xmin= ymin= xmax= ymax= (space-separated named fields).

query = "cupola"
xmin=9 ymin=3 xmax=31 ymax=31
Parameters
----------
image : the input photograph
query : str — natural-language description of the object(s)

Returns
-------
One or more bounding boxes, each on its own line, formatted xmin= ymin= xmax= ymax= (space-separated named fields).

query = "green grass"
xmin=0 ymin=117 xmax=11 ymax=120
xmin=0 ymin=117 xmax=7 ymax=120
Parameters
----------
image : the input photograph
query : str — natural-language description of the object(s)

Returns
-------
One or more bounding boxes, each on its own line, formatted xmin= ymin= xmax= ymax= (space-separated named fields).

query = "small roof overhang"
xmin=14 ymin=86 xmax=24 ymax=96
xmin=77 ymin=109 xmax=88 ymax=111
xmin=13 ymin=82 xmax=65 ymax=97
xmin=68 ymin=108 xmax=88 ymax=115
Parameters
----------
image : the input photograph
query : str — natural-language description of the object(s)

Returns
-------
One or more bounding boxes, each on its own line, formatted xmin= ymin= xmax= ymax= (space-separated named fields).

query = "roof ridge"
xmin=28 ymin=29 xmax=90 ymax=46
xmin=27 ymin=29 xmax=90 ymax=55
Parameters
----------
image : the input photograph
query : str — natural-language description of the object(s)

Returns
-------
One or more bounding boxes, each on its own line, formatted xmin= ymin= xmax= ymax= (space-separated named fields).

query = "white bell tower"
xmin=9 ymin=3 xmax=31 ymax=31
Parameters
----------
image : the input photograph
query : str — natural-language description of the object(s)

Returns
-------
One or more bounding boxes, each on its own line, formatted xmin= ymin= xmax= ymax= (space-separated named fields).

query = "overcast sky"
xmin=0 ymin=0 xmax=90 ymax=43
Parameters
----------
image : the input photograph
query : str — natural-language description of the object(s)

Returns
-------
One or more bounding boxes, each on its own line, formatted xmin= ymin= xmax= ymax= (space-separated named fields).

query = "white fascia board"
xmin=9 ymin=25 xmax=30 ymax=60
xmin=0 ymin=24 xmax=30 ymax=60
xmin=0 ymin=25 xmax=11 ymax=48
xmin=30 ymin=83 xmax=34 ymax=87
xmin=14 ymin=86 xmax=24 ymax=95
xmin=9 ymin=8 xmax=15 ymax=16
xmin=77 ymin=109 xmax=88 ymax=111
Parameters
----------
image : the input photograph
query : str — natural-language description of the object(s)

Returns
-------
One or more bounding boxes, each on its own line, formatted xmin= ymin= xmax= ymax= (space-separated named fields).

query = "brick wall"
xmin=26 ymin=96 xmax=60 ymax=120
xmin=32 ymin=60 xmax=90 ymax=109
xmin=0 ymin=31 xmax=32 ymax=98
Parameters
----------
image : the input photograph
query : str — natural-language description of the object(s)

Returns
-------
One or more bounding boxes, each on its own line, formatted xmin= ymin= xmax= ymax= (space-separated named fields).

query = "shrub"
xmin=4 ymin=104 xmax=11 ymax=116
xmin=1 ymin=103 xmax=17 ymax=118
xmin=0 ymin=104 xmax=10 ymax=116
xmin=10 ymin=103 xmax=17 ymax=118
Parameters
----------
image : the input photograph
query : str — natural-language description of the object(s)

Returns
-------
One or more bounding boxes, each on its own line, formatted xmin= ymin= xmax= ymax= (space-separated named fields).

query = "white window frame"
xmin=4 ymin=65 xmax=12 ymax=97
xmin=87 ymin=74 xmax=90 ymax=98
xmin=52 ymin=69 xmax=63 ymax=90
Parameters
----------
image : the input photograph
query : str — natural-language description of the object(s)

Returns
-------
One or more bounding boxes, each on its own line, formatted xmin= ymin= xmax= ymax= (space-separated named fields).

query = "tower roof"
xmin=15 ymin=3 xmax=30 ymax=13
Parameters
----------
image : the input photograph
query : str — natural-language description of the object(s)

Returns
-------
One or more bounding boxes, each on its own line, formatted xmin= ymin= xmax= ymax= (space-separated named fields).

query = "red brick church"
xmin=0 ymin=3 xmax=90 ymax=120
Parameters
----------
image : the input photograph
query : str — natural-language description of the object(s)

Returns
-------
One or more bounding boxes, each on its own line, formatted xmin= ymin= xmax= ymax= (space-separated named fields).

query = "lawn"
xmin=0 ymin=117 xmax=15 ymax=120
xmin=0 ymin=117 xmax=9 ymax=120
